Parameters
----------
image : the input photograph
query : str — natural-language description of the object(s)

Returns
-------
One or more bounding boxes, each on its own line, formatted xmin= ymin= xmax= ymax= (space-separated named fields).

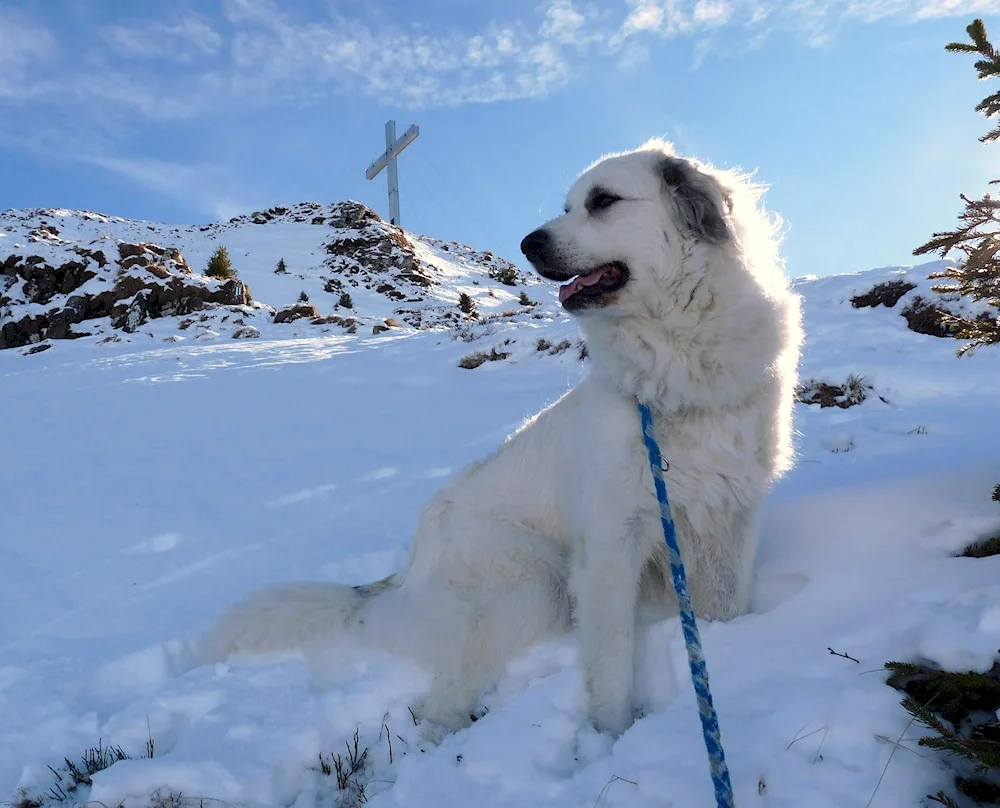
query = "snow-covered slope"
xmin=2 ymin=233 xmax=1000 ymax=808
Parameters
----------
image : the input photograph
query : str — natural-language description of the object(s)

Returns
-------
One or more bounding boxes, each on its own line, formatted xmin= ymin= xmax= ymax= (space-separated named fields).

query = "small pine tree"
xmin=205 ymin=246 xmax=236 ymax=280
xmin=518 ymin=290 xmax=534 ymax=306
xmin=298 ymin=291 xmax=309 ymax=303
xmin=914 ymin=19 xmax=1000 ymax=355
xmin=338 ymin=292 xmax=353 ymax=308
xmin=458 ymin=292 xmax=476 ymax=315
xmin=275 ymin=257 xmax=287 ymax=274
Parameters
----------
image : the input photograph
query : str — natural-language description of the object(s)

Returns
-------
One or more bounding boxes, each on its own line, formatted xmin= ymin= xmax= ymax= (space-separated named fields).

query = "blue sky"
xmin=2 ymin=1 xmax=999 ymax=278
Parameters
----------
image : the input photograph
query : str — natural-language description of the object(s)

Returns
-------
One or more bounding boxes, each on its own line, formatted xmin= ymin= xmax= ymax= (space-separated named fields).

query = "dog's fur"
xmin=200 ymin=140 xmax=802 ymax=737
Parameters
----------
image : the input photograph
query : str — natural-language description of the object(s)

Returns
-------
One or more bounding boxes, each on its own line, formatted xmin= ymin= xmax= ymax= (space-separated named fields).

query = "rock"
xmin=109 ymin=276 xmax=251 ymax=330
xmin=117 ymin=242 xmax=145 ymax=259
xmin=326 ymin=201 xmax=381 ymax=230
xmin=232 ymin=325 xmax=261 ymax=339
xmin=16 ymin=258 xmax=95 ymax=305
xmin=112 ymin=289 xmax=153 ymax=333
xmin=274 ymin=302 xmax=319 ymax=324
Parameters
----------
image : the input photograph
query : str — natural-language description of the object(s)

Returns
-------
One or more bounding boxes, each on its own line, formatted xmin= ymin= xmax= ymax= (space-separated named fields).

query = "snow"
xmin=3 ymin=209 xmax=1000 ymax=807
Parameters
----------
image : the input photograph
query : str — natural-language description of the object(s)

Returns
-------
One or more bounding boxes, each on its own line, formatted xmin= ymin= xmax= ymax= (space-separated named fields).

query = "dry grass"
xmin=318 ymin=729 xmax=371 ymax=806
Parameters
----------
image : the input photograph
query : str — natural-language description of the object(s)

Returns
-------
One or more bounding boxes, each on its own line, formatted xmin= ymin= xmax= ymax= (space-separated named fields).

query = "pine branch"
xmin=885 ymin=661 xmax=923 ymax=678
xmin=919 ymin=736 xmax=1000 ymax=772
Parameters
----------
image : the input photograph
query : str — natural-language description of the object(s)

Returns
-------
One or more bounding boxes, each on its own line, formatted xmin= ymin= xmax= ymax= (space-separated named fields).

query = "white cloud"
xmin=540 ymin=0 xmax=588 ymax=44
xmin=693 ymin=0 xmax=732 ymax=26
xmin=913 ymin=0 xmax=1000 ymax=20
xmin=623 ymin=2 xmax=666 ymax=34
xmin=100 ymin=17 xmax=222 ymax=62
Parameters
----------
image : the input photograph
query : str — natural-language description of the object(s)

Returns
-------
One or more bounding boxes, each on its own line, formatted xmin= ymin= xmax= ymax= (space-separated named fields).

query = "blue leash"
xmin=637 ymin=401 xmax=736 ymax=808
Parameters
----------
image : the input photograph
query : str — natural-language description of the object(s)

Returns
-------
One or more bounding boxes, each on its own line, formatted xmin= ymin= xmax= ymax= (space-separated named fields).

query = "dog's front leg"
xmin=572 ymin=528 xmax=646 ymax=737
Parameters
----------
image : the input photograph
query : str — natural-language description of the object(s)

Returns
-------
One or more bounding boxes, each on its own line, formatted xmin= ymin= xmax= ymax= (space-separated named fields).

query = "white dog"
xmin=201 ymin=139 xmax=802 ymax=737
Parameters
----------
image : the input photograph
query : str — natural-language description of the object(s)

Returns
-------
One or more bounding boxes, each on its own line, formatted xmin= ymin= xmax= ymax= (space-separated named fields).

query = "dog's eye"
xmin=589 ymin=192 xmax=621 ymax=212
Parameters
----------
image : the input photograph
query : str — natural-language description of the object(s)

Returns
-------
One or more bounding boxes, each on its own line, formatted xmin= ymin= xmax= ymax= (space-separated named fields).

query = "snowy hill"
xmin=3 ymin=214 xmax=1000 ymax=808
xmin=0 ymin=202 xmax=534 ymax=351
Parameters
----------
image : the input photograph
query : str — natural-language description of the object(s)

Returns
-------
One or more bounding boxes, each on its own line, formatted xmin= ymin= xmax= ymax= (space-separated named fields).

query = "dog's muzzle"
xmin=520 ymin=228 xmax=630 ymax=311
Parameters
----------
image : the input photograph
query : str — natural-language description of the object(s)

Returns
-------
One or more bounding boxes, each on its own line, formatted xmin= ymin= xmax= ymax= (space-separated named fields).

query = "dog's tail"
xmin=198 ymin=575 xmax=400 ymax=665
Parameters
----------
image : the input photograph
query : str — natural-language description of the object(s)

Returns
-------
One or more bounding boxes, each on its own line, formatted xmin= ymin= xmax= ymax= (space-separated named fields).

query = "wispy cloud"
xmin=100 ymin=16 xmax=223 ymax=62
xmin=3 ymin=0 xmax=993 ymax=116
xmin=83 ymin=154 xmax=255 ymax=221
xmin=0 ymin=8 xmax=56 ymax=97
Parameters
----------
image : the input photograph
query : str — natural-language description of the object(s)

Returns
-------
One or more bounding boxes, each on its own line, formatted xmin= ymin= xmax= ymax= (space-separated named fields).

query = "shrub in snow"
xmin=458 ymin=346 xmax=509 ymax=369
xmin=458 ymin=292 xmax=477 ymax=316
xmin=885 ymin=658 xmax=1000 ymax=806
xmin=205 ymin=246 xmax=236 ymax=280
xmin=795 ymin=374 xmax=874 ymax=409
xmin=851 ymin=280 xmax=917 ymax=309
xmin=901 ymin=296 xmax=954 ymax=338
xmin=339 ymin=292 xmax=354 ymax=308
xmin=490 ymin=265 xmax=519 ymax=286
xmin=275 ymin=257 xmax=288 ymax=274
xmin=914 ymin=18 xmax=1000 ymax=355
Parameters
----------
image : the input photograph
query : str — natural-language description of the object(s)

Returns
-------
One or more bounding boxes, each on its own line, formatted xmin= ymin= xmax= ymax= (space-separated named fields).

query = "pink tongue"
xmin=559 ymin=270 xmax=606 ymax=303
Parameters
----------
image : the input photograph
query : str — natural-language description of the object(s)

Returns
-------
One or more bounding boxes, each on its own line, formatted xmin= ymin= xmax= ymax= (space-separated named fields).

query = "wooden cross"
xmin=365 ymin=120 xmax=420 ymax=228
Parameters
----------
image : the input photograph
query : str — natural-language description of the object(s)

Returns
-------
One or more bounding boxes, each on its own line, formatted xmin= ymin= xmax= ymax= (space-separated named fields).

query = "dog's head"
xmin=520 ymin=140 xmax=733 ymax=316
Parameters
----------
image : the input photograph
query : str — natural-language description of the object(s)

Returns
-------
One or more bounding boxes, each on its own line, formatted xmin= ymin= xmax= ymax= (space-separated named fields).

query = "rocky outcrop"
xmin=0 ymin=241 xmax=252 ymax=349
xmin=273 ymin=302 xmax=319 ymax=324
xmin=322 ymin=202 xmax=434 ymax=294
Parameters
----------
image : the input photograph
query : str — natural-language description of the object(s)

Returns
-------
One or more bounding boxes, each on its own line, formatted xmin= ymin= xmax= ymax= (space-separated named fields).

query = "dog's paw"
xmin=410 ymin=695 xmax=475 ymax=732
xmin=588 ymin=702 xmax=634 ymax=739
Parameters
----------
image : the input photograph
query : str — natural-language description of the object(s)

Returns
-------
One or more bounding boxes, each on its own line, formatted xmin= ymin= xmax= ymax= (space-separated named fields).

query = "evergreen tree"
xmin=338 ymin=292 xmax=353 ymax=308
xmin=298 ymin=291 xmax=309 ymax=303
xmin=458 ymin=292 xmax=476 ymax=315
xmin=275 ymin=257 xmax=288 ymax=274
xmin=205 ymin=246 xmax=236 ymax=280
xmin=914 ymin=19 xmax=1000 ymax=355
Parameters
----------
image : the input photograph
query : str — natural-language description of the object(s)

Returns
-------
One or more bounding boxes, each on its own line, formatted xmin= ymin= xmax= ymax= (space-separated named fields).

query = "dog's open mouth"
xmin=558 ymin=262 xmax=630 ymax=309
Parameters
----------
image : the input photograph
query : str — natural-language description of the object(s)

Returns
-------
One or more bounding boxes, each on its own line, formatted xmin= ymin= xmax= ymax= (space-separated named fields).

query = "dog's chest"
xmin=562 ymin=382 xmax=760 ymax=537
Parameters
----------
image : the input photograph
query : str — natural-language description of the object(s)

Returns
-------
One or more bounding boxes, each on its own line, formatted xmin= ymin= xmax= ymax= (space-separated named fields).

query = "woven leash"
xmin=637 ymin=401 xmax=736 ymax=808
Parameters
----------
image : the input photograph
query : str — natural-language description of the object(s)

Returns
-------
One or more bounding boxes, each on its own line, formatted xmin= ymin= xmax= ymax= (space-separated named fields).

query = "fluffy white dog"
xmin=201 ymin=139 xmax=802 ymax=737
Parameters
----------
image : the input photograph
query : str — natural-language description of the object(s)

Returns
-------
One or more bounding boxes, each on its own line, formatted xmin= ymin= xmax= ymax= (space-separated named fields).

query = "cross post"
xmin=365 ymin=120 xmax=419 ymax=228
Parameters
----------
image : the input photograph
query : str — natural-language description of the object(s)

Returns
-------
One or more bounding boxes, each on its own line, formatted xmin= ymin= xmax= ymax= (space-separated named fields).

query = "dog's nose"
xmin=520 ymin=229 xmax=551 ymax=264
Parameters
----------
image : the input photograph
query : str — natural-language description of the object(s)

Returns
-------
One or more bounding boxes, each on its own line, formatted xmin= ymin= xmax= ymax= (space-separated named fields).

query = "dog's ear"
xmin=659 ymin=158 xmax=729 ymax=244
